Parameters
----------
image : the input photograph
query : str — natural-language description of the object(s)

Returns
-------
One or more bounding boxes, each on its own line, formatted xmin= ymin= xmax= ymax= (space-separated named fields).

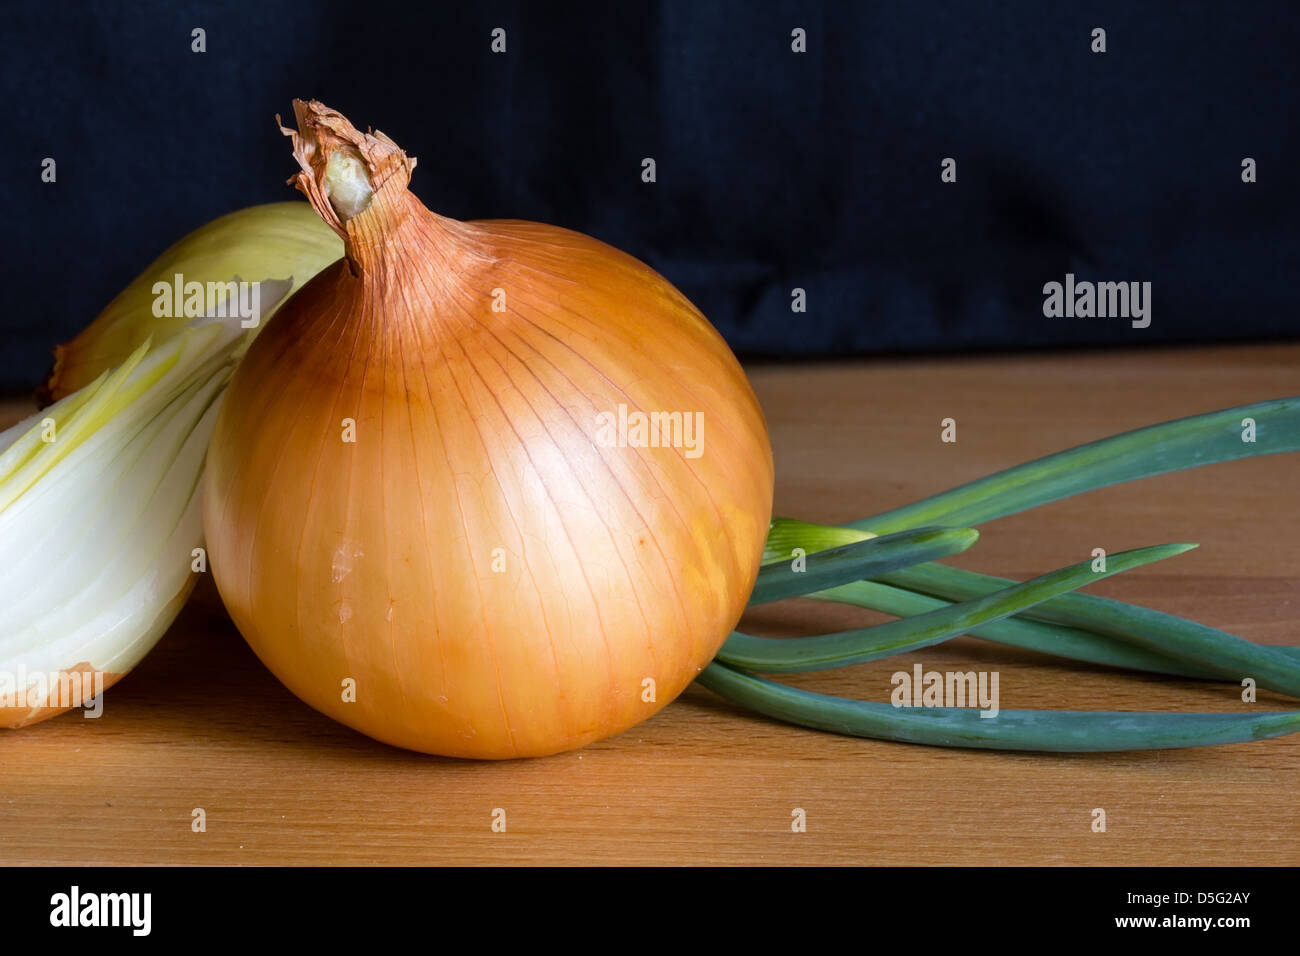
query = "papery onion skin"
xmin=203 ymin=101 xmax=774 ymax=759
xmin=40 ymin=202 xmax=342 ymax=404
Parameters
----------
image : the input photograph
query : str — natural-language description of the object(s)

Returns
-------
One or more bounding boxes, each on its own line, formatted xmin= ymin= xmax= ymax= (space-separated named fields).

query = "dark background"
xmin=3 ymin=0 xmax=1298 ymax=390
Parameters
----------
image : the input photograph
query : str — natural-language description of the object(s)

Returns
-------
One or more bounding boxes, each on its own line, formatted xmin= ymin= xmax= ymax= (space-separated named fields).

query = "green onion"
xmin=814 ymin=580 xmax=1223 ymax=678
xmin=884 ymin=561 xmax=1300 ymax=698
xmin=747 ymin=526 xmax=977 ymax=606
xmin=710 ymin=399 xmax=1300 ymax=752
xmin=696 ymin=662 xmax=1300 ymax=752
xmin=761 ymin=517 xmax=1300 ymax=692
xmin=846 ymin=396 xmax=1300 ymax=534
xmin=763 ymin=516 xmax=876 ymax=565
xmin=722 ymin=543 xmax=1193 ymax=673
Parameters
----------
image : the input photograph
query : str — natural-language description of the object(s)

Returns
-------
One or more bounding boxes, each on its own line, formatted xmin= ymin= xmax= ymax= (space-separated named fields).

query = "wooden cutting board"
xmin=3 ymin=342 xmax=1298 ymax=865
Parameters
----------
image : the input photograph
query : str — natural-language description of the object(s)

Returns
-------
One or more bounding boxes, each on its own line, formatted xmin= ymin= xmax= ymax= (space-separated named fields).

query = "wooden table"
xmin=3 ymin=342 xmax=1298 ymax=866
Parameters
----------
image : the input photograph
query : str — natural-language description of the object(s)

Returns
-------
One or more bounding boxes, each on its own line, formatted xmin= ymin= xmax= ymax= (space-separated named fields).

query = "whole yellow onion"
xmin=203 ymin=101 xmax=773 ymax=758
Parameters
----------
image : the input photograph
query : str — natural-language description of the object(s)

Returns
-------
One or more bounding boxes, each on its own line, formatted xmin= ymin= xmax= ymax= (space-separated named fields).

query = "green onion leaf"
xmin=883 ymin=561 xmax=1300 ymax=699
xmin=722 ymin=543 xmax=1194 ymax=672
xmin=814 ymin=580 xmax=1223 ymax=678
xmin=847 ymin=396 xmax=1300 ymax=533
xmin=748 ymin=526 xmax=977 ymax=605
xmin=762 ymin=516 xmax=876 ymax=565
xmin=696 ymin=662 xmax=1300 ymax=752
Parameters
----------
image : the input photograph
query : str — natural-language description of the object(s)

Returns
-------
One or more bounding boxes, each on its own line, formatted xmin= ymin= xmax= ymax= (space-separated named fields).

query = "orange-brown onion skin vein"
xmin=202 ymin=195 xmax=773 ymax=759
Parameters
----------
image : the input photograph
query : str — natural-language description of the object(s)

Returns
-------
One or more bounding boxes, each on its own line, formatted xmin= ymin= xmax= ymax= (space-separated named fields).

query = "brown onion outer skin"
xmin=203 ymin=103 xmax=773 ymax=759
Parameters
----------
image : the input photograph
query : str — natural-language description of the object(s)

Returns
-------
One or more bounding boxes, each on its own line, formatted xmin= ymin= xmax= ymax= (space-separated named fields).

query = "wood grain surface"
xmin=3 ymin=342 xmax=1298 ymax=866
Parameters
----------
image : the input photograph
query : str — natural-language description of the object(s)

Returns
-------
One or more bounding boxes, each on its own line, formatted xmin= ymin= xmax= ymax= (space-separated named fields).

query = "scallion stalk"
xmin=812 ymin=580 xmax=1223 ymax=678
xmin=747 ymin=526 xmax=976 ymax=606
xmin=697 ymin=662 xmax=1300 ymax=752
xmin=846 ymin=396 xmax=1300 ymax=534
xmin=721 ymin=543 xmax=1193 ymax=673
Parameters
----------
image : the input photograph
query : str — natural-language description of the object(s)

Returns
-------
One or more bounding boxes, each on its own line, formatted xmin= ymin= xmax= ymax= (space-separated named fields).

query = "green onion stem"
xmin=729 ymin=395 xmax=1300 ymax=752
xmin=847 ymin=396 xmax=1300 ymax=534
xmin=882 ymin=562 xmax=1300 ymax=698
xmin=748 ymin=526 xmax=977 ymax=606
xmin=722 ymin=544 xmax=1194 ymax=673
xmin=814 ymin=580 xmax=1222 ymax=678
xmin=696 ymin=662 xmax=1300 ymax=752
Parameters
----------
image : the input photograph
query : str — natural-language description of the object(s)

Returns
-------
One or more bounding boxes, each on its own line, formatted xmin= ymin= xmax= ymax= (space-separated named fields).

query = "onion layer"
xmin=202 ymin=101 xmax=774 ymax=759
xmin=41 ymin=202 xmax=342 ymax=404
xmin=1 ymin=309 xmax=261 ymax=728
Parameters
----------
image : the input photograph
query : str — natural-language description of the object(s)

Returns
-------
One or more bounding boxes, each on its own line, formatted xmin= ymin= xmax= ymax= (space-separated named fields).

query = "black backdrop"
xmin=3 ymin=0 xmax=1298 ymax=390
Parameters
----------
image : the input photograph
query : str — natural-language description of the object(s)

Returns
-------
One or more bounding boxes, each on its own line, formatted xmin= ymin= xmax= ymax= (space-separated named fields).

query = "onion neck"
xmin=280 ymin=99 xmax=425 ymax=269
xmin=323 ymin=147 xmax=374 ymax=222
xmin=279 ymin=99 xmax=483 ymax=302
xmin=342 ymin=190 xmax=457 ymax=276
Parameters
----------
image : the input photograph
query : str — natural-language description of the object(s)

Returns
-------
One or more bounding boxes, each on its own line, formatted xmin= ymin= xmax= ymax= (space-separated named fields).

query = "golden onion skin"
xmin=203 ymin=101 xmax=773 ymax=758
